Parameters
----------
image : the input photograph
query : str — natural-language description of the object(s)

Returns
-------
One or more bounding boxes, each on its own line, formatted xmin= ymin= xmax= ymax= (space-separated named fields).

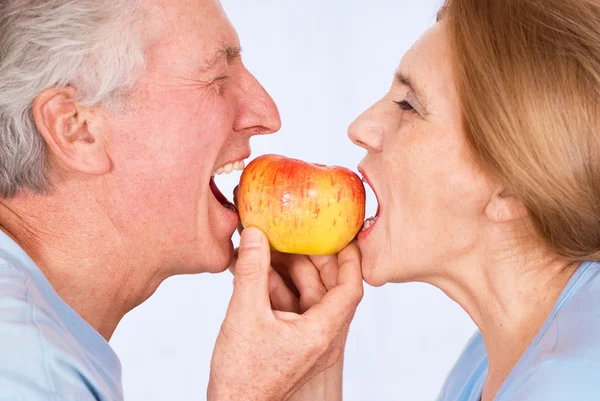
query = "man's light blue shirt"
xmin=0 ymin=231 xmax=122 ymax=400
xmin=438 ymin=261 xmax=600 ymax=401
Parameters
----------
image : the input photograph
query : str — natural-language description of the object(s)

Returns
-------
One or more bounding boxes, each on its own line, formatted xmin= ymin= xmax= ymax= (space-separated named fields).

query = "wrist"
xmin=288 ymin=356 xmax=344 ymax=401
xmin=208 ymin=379 xmax=281 ymax=401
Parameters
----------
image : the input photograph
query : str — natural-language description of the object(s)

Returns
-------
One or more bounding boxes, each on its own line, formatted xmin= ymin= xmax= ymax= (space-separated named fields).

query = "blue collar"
xmin=0 ymin=230 xmax=122 ymax=378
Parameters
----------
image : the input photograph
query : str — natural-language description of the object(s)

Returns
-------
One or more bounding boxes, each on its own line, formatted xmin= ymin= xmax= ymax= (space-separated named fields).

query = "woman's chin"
xmin=357 ymin=220 xmax=392 ymax=286
xmin=359 ymin=255 xmax=390 ymax=287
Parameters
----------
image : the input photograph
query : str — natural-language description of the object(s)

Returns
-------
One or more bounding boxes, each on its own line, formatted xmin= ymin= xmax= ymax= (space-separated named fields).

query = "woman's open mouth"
xmin=358 ymin=167 xmax=381 ymax=236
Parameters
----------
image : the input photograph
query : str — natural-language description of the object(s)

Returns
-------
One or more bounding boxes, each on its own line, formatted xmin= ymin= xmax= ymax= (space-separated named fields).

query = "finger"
xmin=270 ymin=252 xmax=299 ymax=298
xmin=228 ymin=247 xmax=239 ymax=275
xmin=309 ymin=254 xmax=339 ymax=290
xmin=303 ymin=242 xmax=363 ymax=325
xmin=230 ymin=249 xmax=301 ymax=313
xmin=270 ymin=251 xmax=293 ymax=279
xmin=269 ymin=269 xmax=301 ymax=313
xmin=335 ymin=241 xmax=362 ymax=286
xmin=287 ymin=255 xmax=327 ymax=313
xmin=229 ymin=227 xmax=271 ymax=313
xmin=230 ymin=248 xmax=286 ymax=277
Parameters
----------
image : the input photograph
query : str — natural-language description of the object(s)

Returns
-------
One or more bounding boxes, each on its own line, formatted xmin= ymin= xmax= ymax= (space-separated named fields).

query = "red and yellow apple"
xmin=237 ymin=154 xmax=366 ymax=255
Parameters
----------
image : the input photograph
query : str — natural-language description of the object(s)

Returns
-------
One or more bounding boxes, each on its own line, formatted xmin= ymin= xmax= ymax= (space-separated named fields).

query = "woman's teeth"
xmin=362 ymin=216 xmax=377 ymax=231
xmin=213 ymin=160 xmax=245 ymax=176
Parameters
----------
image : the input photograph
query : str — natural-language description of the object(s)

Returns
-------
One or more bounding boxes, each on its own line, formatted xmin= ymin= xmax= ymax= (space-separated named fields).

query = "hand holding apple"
xmin=237 ymin=154 xmax=366 ymax=255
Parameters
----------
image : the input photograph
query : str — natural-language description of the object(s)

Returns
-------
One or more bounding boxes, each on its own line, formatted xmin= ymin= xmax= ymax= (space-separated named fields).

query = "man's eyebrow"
xmin=225 ymin=45 xmax=242 ymax=59
xmin=201 ymin=44 xmax=243 ymax=71
xmin=395 ymin=71 xmax=426 ymax=104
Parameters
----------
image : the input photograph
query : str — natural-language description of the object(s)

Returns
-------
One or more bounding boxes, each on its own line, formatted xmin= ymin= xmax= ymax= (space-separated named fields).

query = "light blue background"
xmin=109 ymin=1 xmax=477 ymax=400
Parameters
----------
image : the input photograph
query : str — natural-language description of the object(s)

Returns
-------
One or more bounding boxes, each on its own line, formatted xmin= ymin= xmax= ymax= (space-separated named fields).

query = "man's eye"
xmin=211 ymin=76 xmax=229 ymax=94
xmin=394 ymin=100 xmax=414 ymax=112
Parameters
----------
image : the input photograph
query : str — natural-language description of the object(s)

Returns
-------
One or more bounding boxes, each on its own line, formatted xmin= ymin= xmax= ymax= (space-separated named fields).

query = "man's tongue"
xmin=210 ymin=177 xmax=237 ymax=211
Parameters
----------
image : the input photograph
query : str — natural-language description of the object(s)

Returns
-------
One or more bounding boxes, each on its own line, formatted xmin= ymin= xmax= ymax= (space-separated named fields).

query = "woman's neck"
xmin=430 ymin=248 xmax=578 ymax=401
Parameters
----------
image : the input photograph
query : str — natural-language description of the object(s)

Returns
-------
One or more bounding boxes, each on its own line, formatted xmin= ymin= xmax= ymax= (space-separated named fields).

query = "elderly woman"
xmin=348 ymin=0 xmax=600 ymax=400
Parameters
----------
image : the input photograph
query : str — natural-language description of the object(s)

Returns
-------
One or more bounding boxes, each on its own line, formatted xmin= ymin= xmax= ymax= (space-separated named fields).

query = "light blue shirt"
xmin=438 ymin=261 xmax=600 ymax=401
xmin=0 ymin=231 xmax=123 ymax=400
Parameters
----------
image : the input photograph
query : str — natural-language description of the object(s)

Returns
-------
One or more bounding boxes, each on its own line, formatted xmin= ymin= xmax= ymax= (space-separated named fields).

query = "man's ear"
xmin=485 ymin=186 xmax=529 ymax=223
xmin=32 ymin=86 xmax=111 ymax=175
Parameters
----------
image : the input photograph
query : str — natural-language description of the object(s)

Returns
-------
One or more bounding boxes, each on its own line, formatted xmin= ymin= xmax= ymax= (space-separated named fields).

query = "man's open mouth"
xmin=210 ymin=159 xmax=246 ymax=212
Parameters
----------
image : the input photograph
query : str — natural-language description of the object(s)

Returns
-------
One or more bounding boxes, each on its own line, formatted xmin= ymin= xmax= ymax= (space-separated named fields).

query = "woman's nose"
xmin=347 ymin=104 xmax=384 ymax=152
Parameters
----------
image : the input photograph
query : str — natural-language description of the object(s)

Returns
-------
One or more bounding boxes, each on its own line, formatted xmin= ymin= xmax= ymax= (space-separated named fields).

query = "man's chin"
xmin=201 ymin=239 xmax=235 ymax=274
xmin=191 ymin=207 xmax=239 ymax=274
xmin=171 ymin=239 xmax=234 ymax=275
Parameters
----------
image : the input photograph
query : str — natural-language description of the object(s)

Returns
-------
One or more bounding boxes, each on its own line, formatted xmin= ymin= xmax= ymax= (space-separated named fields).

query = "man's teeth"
xmin=362 ymin=216 xmax=377 ymax=231
xmin=213 ymin=160 xmax=245 ymax=176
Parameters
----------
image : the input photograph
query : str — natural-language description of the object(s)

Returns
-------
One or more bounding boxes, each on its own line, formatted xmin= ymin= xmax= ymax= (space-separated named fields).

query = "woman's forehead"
xmin=397 ymin=22 xmax=456 ymax=103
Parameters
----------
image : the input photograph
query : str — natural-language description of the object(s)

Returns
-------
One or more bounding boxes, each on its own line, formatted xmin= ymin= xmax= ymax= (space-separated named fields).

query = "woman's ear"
xmin=32 ymin=86 xmax=111 ymax=175
xmin=485 ymin=187 xmax=529 ymax=223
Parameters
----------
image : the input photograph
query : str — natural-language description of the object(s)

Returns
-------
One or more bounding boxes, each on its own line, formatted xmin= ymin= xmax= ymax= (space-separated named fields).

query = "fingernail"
xmin=242 ymin=227 xmax=262 ymax=246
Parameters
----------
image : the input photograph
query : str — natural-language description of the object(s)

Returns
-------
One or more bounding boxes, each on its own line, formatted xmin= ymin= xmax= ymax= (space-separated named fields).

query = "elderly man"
xmin=0 ymin=0 xmax=363 ymax=400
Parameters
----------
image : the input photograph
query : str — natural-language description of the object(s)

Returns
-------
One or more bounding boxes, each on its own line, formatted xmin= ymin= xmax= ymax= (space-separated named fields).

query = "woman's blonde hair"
xmin=441 ymin=0 xmax=600 ymax=261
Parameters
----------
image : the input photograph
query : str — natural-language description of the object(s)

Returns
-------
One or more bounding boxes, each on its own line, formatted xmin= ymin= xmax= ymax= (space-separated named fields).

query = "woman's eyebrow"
xmin=395 ymin=70 xmax=427 ymax=110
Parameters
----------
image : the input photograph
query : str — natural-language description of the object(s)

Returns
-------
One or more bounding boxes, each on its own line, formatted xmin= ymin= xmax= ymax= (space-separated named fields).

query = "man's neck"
xmin=0 ymin=191 xmax=166 ymax=340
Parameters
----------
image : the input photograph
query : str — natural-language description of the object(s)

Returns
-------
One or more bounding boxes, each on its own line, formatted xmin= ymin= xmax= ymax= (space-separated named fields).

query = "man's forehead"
xmin=144 ymin=0 xmax=241 ymax=69
xmin=147 ymin=0 xmax=223 ymax=12
xmin=147 ymin=0 xmax=234 ymax=38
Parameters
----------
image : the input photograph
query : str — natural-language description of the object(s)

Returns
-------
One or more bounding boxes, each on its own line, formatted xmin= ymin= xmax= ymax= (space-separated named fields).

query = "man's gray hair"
xmin=0 ymin=0 xmax=147 ymax=198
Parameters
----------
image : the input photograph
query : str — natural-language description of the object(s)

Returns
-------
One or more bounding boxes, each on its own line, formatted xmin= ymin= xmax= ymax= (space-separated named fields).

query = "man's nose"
xmin=233 ymin=69 xmax=281 ymax=136
xmin=347 ymin=104 xmax=384 ymax=153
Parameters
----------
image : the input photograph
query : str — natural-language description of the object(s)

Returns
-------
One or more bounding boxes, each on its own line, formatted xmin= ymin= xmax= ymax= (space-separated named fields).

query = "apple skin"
xmin=237 ymin=154 xmax=366 ymax=255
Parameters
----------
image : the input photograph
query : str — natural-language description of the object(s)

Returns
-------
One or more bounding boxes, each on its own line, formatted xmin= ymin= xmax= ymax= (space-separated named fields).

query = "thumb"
xmin=229 ymin=226 xmax=271 ymax=313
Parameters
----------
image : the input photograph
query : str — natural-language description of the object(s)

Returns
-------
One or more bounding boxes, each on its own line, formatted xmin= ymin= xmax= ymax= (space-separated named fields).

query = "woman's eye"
xmin=394 ymin=100 xmax=414 ymax=112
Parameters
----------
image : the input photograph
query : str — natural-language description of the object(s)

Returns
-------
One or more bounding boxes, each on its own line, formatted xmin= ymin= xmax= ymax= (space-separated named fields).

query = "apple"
xmin=237 ymin=154 xmax=366 ymax=255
